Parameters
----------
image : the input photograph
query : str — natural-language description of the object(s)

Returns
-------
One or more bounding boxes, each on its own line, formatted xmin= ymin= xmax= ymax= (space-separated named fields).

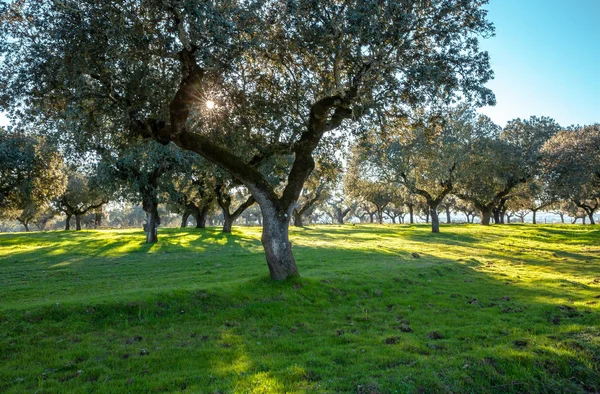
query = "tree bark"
xmin=493 ymin=208 xmax=501 ymax=224
xmin=445 ymin=206 xmax=451 ymax=224
xmin=408 ymin=204 xmax=414 ymax=224
xmin=145 ymin=208 xmax=159 ymax=243
xmin=293 ymin=209 xmax=304 ymax=227
xmin=65 ymin=214 xmax=72 ymax=230
xmin=532 ymin=210 xmax=537 ymax=225
xmin=181 ymin=211 xmax=190 ymax=228
xmin=589 ymin=213 xmax=596 ymax=225
xmin=222 ymin=210 xmax=233 ymax=233
xmin=480 ymin=207 xmax=492 ymax=225
xmin=259 ymin=200 xmax=299 ymax=280
xmin=75 ymin=214 xmax=82 ymax=230
xmin=195 ymin=205 xmax=209 ymax=228
xmin=94 ymin=211 xmax=102 ymax=228
xmin=430 ymin=207 xmax=440 ymax=233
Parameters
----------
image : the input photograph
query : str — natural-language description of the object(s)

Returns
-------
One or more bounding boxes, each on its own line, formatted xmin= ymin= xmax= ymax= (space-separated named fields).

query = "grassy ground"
xmin=0 ymin=224 xmax=599 ymax=393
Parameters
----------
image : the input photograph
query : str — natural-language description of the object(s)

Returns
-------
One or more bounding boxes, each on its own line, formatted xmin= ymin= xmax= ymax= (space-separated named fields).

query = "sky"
xmin=478 ymin=0 xmax=600 ymax=127
xmin=1 ymin=0 xmax=598 ymax=129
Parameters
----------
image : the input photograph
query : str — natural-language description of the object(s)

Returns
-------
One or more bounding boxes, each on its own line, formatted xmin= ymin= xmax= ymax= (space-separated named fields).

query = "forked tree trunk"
xmin=259 ymin=202 xmax=299 ymax=280
xmin=65 ymin=214 xmax=72 ymax=230
xmin=493 ymin=208 xmax=501 ymax=224
xmin=75 ymin=214 xmax=82 ymax=230
xmin=430 ymin=207 xmax=440 ymax=233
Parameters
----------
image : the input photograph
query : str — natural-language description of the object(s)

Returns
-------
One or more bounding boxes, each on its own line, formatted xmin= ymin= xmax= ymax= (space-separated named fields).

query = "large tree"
xmin=359 ymin=106 xmax=475 ymax=233
xmin=455 ymin=116 xmax=559 ymax=225
xmin=1 ymin=0 xmax=495 ymax=279
xmin=542 ymin=124 xmax=600 ymax=224
xmin=0 ymin=129 xmax=66 ymax=230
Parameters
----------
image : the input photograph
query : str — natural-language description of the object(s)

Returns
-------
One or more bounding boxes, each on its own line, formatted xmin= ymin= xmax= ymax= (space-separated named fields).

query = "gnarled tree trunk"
xmin=480 ymin=207 xmax=492 ymax=225
xmin=259 ymin=201 xmax=299 ymax=280
xmin=195 ymin=205 xmax=209 ymax=228
xmin=181 ymin=210 xmax=191 ymax=228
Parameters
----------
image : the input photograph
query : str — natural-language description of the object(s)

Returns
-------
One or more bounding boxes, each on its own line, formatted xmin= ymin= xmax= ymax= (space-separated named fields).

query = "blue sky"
xmin=1 ymin=0 xmax=598 ymax=129
xmin=478 ymin=0 xmax=600 ymax=127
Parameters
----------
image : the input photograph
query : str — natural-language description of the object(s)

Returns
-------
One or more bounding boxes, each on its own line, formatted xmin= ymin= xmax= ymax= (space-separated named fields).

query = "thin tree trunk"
xmin=589 ymin=213 xmax=596 ymax=225
xmin=430 ymin=207 xmax=440 ymax=233
xmin=532 ymin=210 xmax=537 ymax=224
xmin=94 ymin=211 xmax=102 ymax=228
xmin=75 ymin=214 xmax=82 ymax=230
xmin=445 ymin=206 xmax=451 ymax=224
xmin=559 ymin=212 xmax=564 ymax=223
xmin=65 ymin=214 xmax=72 ymax=230
xmin=408 ymin=204 xmax=414 ymax=224
xmin=425 ymin=210 xmax=430 ymax=223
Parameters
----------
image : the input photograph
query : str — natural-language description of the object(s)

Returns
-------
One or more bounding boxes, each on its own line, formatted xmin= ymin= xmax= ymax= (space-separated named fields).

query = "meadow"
xmin=0 ymin=224 xmax=598 ymax=393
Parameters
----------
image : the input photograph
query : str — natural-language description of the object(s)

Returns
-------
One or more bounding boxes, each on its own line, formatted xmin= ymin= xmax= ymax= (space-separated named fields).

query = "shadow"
xmin=0 ymin=225 xmax=599 ymax=392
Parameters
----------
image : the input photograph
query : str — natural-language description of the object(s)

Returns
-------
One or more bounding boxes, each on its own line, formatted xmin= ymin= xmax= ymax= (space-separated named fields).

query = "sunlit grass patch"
xmin=0 ymin=224 xmax=598 ymax=393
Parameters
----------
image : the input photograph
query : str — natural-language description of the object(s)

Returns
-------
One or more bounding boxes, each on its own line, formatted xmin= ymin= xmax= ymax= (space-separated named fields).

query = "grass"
xmin=0 ymin=224 xmax=599 ymax=393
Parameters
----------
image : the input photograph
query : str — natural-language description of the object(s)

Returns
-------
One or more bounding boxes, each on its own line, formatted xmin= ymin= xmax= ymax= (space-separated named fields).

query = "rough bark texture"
xmin=65 ymin=214 xmax=72 ymax=230
xmin=430 ymin=207 xmax=440 ymax=233
xmin=408 ymin=204 xmax=414 ymax=224
xmin=480 ymin=208 xmax=492 ymax=225
xmin=259 ymin=200 xmax=299 ymax=280
xmin=589 ymin=213 xmax=596 ymax=225
xmin=532 ymin=210 xmax=538 ymax=225
xmin=145 ymin=208 xmax=159 ymax=243
xmin=75 ymin=215 xmax=82 ymax=230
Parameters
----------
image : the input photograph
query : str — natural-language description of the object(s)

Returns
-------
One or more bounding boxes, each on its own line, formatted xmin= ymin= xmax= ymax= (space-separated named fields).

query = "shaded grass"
xmin=0 ymin=224 xmax=599 ymax=393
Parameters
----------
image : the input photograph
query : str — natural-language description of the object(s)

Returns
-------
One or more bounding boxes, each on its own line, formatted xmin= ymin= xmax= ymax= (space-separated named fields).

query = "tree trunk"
xmin=589 ymin=213 xmax=596 ymax=225
xmin=377 ymin=207 xmax=383 ymax=224
xmin=222 ymin=209 xmax=233 ymax=233
xmin=532 ymin=210 xmax=537 ymax=224
xmin=23 ymin=220 xmax=30 ymax=232
xmin=408 ymin=204 xmax=414 ymax=224
xmin=181 ymin=211 xmax=190 ymax=228
xmin=493 ymin=208 xmax=501 ymax=224
xmin=145 ymin=208 xmax=159 ymax=243
xmin=94 ymin=211 xmax=102 ymax=228
xmin=480 ymin=207 xmax=492 ymax=226
xmin=430 ymin=207 xmax=440 ymax=233
xmin=65 ymin=214 xmax=72 ymax=230
xmin=293 ymin=210 xmax=304 ymax=227
xmin=259 ymin=202 xmax=299 ymax=280
xmin=445 ymin=206 xmax=451 ymax=224
xmin=391 ymin=216 xmax=396 ymax=224
xmin=558 ymin=212 xmax=564 ymax=223
xmin=75 ymin=214 xmax=82 ymax=230
xmin=195 ymin=205 xmax=209 ymax=228
xmin=506 ymin=215 xmax=511 ymax=224
xmin=425 ymin=210 xmax=430 ymax=223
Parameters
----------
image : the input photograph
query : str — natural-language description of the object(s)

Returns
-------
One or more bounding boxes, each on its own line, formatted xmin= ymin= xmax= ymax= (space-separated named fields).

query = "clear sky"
xmin=478 ymin=0 xmax=600 ymax=128
xmin=1 ymin=0 xmax=598 ymax=129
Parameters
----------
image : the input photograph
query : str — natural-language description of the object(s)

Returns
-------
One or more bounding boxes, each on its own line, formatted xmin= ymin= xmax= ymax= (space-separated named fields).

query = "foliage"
xmin=0 ymin=129 xmax=66 ymax=228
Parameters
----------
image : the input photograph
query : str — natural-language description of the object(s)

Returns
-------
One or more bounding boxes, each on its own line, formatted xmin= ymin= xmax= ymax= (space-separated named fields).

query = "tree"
xmin=1 ymin=0 xmax=495 ymax=279
xmin=360 ymin=106 xmax=476 ymax=232
xmin=542 ymin=124 xmax=600 ymax=224
xmin=0 ymin=129 xmax=66 ymax=230
xmin=293 ymin=152 xmax=342 ymax=227
xmin=100 ymin=140 xmax=189 ymax=242
xmin=215 ymin=182 xmax=255 ymax=233
xmin=455 ymin=116 xmax=559 ymax=225
xmin=54 ymin=168 xmax=108 ymax=230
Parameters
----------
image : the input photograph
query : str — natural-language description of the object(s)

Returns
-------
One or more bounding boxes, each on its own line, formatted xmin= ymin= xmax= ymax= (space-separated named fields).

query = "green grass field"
xmin=0 ymin=224 xmax=599 ymax=393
